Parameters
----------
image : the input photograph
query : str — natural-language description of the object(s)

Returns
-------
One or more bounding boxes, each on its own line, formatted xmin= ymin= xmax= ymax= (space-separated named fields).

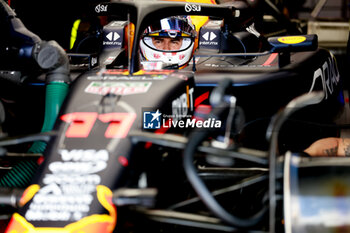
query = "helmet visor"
xmin=142 ymin=36 xmax=193 ymax=52
xmin=145 ymin=17 xmax=195 ymax=38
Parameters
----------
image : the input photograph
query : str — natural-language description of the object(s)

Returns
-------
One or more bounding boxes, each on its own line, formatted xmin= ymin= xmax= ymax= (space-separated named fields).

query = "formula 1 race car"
xmin=0 ymin=0 xmax=347 ymax=232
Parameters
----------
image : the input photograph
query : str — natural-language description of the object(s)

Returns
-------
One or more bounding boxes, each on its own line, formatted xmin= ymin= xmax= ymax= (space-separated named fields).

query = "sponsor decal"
xmin=309 ymin=54 xmax=340 ymax=99
xmin=91 ymin=56 xmax=98 ymax=67
xmin=103 ymin=32 xmax=122 ymax=46
xmin=98 ymin=69 xmax=174 ymax=76
xmin=88 ymin=76 xmax=166 ymax=81
xmin=88 ymin=74 xmax=169 ymax=81
xmin=95 ymin=4 xmax=108 ymax=13
xmin=199 ymin=31 xmax=218 ymax=46
xmin=202 ymin=31 xmax=217 ymax=41
xmin=24 ymin=149 xmax=110 ymax=222
xmin=203 ymin=63 xmax=266 ymax=68
xmin=85 ymin=81 xmax=152 ymax=96
xmin=141 ymin=61 xmax=165 ymax=71
xmin=185 ymin=3 xmax=201 ymax=12
xmin=106 ymin=32 xmax=120 ymax=41
xmin=103 ymin=56 xmax=117 ymax=65
xmin=277 ymin=36 xmax=306 ymax=44
xmin=172 ymin=86 xmax=194 ymax=122
xmin=5 ymin=185 xmax=116 ymax=233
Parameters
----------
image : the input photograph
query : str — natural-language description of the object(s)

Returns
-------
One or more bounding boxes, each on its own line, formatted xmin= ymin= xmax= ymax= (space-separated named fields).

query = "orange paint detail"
xmin=125 ymin=23 xmax=135 ymax=60
xmin=96 ymin=185 xmax=117 ymax=232
xmin=19 ymin=185 xmax=40 ymax=207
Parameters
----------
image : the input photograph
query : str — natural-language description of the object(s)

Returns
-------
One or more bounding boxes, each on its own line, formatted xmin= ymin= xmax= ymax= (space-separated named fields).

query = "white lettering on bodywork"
xmin=309 ymin=54 xmax=340 ymax=99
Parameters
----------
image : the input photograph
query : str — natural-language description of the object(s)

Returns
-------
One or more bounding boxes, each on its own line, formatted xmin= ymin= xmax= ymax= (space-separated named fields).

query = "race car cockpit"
xmin=0 ymin=1 xmax=347 ymax=233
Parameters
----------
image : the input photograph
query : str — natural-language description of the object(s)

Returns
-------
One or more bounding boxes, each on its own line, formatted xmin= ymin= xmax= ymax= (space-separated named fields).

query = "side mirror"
xmin=268 ymin=34 xmax=318 ymax=53
xmin=268 ymin=34 xmax=318 ymax=67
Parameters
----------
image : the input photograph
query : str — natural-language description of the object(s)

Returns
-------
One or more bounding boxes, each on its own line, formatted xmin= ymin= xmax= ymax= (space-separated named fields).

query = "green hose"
xmin=28 ymin=82 xmax=69 ymax=153
xmin=0 ymin=81 xmax=69 ymax=188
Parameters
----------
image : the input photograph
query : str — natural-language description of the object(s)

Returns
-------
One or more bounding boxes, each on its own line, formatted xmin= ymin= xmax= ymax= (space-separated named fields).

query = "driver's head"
xmin=140 ymin=16 xmax=196 ymax=68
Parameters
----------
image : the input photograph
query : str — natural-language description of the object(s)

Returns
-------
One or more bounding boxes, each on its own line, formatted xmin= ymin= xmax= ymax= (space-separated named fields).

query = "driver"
xmin=140 ymin=16 xmax=197 ymax=69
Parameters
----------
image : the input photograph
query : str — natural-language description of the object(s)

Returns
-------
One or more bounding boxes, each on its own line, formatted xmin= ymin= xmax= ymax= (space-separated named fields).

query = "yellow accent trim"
xmin=132 ymin=70 xmax=146 ymax=75
xmin=96 ymin=185 xmax=117 ymax=232
xmin=70 ymin=19 xmax=81 ymax=50
xmin=148 ymin=32 xmax=160 ymax=37
xmin=277 ymin=36 xmax=306 ymax=44
xmin=189 ymin=15 xmax=209 ymax=52
xmin=190 ymin=16 xmax=209 ymax=32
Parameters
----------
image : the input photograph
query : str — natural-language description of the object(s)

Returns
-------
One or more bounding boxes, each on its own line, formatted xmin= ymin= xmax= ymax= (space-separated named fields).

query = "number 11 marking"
xmin=61 ymin=112 xmax=137 ymax=138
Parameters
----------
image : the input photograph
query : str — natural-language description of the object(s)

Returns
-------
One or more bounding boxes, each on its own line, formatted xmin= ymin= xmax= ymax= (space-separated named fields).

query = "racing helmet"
xmin=140 ymin=16 xmax=196 ymax=68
